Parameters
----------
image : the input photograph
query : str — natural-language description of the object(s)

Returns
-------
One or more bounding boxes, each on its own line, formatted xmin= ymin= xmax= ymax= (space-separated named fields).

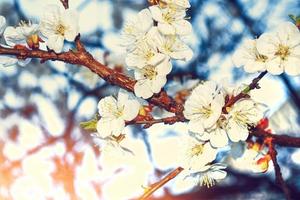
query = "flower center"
xmin=200 ymin=174 xmax=216 ymax=188
xmin=142 ymin=65 xmax=157 ymax=80
xmin=114 ymin=106 xmax=124 ymax=118
xmin=275 ymin=44 xmax=290 ymax=60
xmin=56 ymin=24 xmax=66 ymax=36
xmin=255 ymin=54 xmax=268 ymax=62
xmin=191 ymin=144 xmax=204 ymax=156
xmin=198 ymin=106 xmax=212 ymax=118
xmin=145 ymin=51 xmax=155 ymax=61
xmin=162 ymin=7 xmax=177 ymax=24
xmin=233 ymin=112 xmax=250 ymax=127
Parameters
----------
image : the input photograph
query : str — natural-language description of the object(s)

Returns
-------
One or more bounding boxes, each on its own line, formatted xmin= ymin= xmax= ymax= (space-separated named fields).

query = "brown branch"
xmin=60 ymin=0 xmax=69 ymax=9
xmin=223 ymin=71 xmax=268 ymax=113
xmin=0 ymin=37 xmax=182 ymax=114
xmin=128 ymin=115 xmax=186 ymax=128
xmin=138 ymin=167 xmax=184 ymax=200
xmin=268 ymin=141 xmax=291 ymax=200
xmin=251 ymin=128 xmax=300 ymax=148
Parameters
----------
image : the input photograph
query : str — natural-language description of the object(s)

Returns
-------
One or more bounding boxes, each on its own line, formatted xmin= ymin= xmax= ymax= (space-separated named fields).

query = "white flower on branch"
xmin=92 ymin=134 xmax=134 ymax=158
xmin=148 ymin=27 xmax=193 ymax=61
xmin=121 ymin=9 xmax=153 ymax=52
xmin=149 ymin=5 xmax=192 ymax=35
xmin=232 ymin=39 xmax=268 ymax=73
xmin=133 ymin=58 xmax=172 ymax=99
xmin=195 ymin=163 xmax=227 ymax=188
xmin=180 ymin=163 xmax=227 ymax=188
xmin=180 ymin=135 xmax=217 ymax=172
xmin=0 ymin=15 xmax=6 ymax=34
xmin=256 ymin=22 xmax=300 ymax=75
xmin=125 ymin=39 xmax=166 ymax=69
xmin=96 ymin=90 xmax=141 ymax=138
xmin=160 ymin=0 xmax=191 ymax=8
xmin=201 ymin=119 xmax=229 ymax=148
xmin=4 ymin=21 xmax=39 ymax=47
xmin=40 ymin=5 xmax=79 ymax=53
xmin=226 ymin=99 xmax=265 ymax=142
xmin=0 ymin=17 xmax=31 ymax=67
xmin=183 ymin=81 xmax=224 ymax=135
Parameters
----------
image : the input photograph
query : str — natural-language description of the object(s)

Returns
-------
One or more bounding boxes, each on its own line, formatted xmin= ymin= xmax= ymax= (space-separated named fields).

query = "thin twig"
xmin=223 ymin=71 xmax=268 ymax=113
xmin=60 ymin=0 xmax=69 ymax=9
xmin=268 ymin=141 xmax=291 ymax=200
xmin=138 ymin=167 xmax=184 ymax=200
xmin=128 ymin=115 xmax=186 ymax=128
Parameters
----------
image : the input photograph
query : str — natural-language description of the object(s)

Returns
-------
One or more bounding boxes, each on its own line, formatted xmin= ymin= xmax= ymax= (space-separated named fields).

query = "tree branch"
xmin=0 ymin=38 xmax=182 ymax=114
xmin=268 ymin=141 xmax=291 ymax=200
xmin=251 ymin=128 xmax=300 ymax=148
xmin=138 ymin=167 xmax=184 ymax=200
xmin=128 ymin=115 xmax=186 ymax=128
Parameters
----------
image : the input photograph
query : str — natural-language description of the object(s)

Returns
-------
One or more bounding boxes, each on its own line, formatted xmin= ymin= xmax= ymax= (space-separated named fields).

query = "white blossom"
xmin=4 ymin=21 xmax=39 ymax=47
xmin=40 ymin=5 xmax=79 ymax=53
xmin=183 ymin=81 xmax=224 ymax=135
xmin=0 ymin=15 xmax=6 ymax=34
xmin=160 ymin=0 xmax=191 ymax=8
xmin=256 ymin=22 xmax=300 ymax=75
xmin=180 ymin=135 xmax=218 ymax=172
xmin=196 ymin=163 xmax=227 ymax=187
xmin=0 ymin=17 xmax=30 ymax=67
xmin=149 ymin=5 xmax=192 ymax=35
xmin=96 ymin=90 xmax=140 ymax=138
xmin=180 ymin=163 xmax=227 ymax=188
xmin=226 ymin=99 xmax=264 ymax=142
xmin=202 ymin=120 xmax=229 ymax=148
xmin=92 ymin=134 xmax=134 ymax=158
xmin=134 ymin=58 xmax=172 ymax=99
xmin=232 ymin=39 xmax=268 ymax=73
xmin=147 ymin=27 xmax=193 ymax=61
xmin=125 ymin=39 xmax=166 ymax=69
xmin=121 ymin=9 xmax=153 ymax=52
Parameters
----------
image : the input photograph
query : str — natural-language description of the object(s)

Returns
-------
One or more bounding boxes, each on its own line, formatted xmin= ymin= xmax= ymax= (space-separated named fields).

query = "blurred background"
xmin=1 ymin=0 xmax=300 ymax=199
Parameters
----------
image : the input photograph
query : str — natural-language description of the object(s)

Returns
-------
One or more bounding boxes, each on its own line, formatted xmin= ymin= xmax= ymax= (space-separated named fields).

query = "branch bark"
xmin=138 ymin=167 xmax=184 ymax=200
xmin=0 ymin=37 xmax=183 ymax=114
xmin=251 ymin=128 xmax=300 ymax=148
xmin=268 ymin=141 xmax=291 ymax=200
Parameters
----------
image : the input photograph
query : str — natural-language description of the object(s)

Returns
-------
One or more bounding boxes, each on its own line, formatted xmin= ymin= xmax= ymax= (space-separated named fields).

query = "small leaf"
xmin=80 ymin=115 xmax=99 ymax=131
xmin=289 ymin=14 xmax=297 ymax=22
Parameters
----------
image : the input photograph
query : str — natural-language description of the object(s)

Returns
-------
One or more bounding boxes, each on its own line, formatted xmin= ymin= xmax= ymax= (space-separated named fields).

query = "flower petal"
xmin=98 ymin=96 xmax=118 ymax=118
xmin=173 ymin=20 xmax=192 ymax=35
xmin=210 ymin=128 xmax=228 ymax=148
xmin=96 ymin=118 xmax=113 ymax=138
xmin=4 ymin=26 xmax=25 ymax=46
xmin=47 ymin=35 xmax=65 ymax=53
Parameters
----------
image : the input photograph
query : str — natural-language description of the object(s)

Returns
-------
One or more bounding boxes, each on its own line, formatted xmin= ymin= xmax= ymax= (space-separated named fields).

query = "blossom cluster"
xmin=180 ymin=80 xmax=265 ymax=186
xmin=122 ymin=0 xmax=193 ymax=99
xmin=233 ymin=22 xmax=300 ymax=75
xmin=0 ymin=4 xmax=79 ymax=67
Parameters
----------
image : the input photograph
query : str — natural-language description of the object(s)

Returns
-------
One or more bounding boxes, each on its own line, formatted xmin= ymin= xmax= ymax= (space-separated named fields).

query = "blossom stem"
xmin=223 ymin=71 xmax=268 ymax=113
xmin=138 ymin=167 xmax=184 ymax=200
